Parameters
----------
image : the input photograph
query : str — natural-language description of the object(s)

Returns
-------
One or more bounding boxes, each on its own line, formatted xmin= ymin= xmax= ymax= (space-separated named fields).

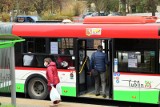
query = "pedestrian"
xmin=44 ymin=58 xmax=61 ymax=105
xmin=90 ymin=45 xmax=108 ymax=98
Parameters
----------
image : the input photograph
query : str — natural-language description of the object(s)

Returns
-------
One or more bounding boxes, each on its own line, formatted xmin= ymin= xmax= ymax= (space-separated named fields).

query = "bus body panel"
xmin=15 ymin=68 xmax=76 ymax=97
xmin=12 ymin=24 xmax=159 ymax=39
xmin=113 ymin=72 xmax=160 ymax=104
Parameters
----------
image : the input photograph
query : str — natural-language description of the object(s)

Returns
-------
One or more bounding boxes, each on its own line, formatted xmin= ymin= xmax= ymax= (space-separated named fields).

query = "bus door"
xmin=76 ymin=39 xmax=112 ymax=99
xmin=76 ymin=39 xmax=88 ymax=95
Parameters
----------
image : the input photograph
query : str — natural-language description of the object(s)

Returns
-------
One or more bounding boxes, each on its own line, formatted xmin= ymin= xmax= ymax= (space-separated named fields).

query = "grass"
xmin=0 ymin=103 xmax=14 ymax=107
xmin=0 ymin=105 xmax=15 ymax=107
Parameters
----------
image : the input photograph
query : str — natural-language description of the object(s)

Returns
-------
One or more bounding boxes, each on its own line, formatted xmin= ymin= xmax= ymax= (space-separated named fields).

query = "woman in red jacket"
xmin=44 ymin=58 xmax=60 ymax=105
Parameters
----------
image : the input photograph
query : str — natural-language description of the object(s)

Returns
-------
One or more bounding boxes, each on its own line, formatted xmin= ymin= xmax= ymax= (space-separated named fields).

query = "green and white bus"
xmin=0 ymin=16 xmax=160 ymax=105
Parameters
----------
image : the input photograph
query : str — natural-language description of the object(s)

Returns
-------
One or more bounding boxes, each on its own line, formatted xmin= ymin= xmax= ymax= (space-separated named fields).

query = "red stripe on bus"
xmin=12 ymin=23 xmax=159 ymax=39
xmin=119 ymin=72 xmax=160 ymax=76
xmin=15 ymin=67 xmax=75 ymax=72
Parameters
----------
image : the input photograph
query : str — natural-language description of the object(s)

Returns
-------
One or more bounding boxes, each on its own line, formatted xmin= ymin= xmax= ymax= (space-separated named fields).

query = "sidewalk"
xmin=0 ymin=97 xmax=117 ymax=107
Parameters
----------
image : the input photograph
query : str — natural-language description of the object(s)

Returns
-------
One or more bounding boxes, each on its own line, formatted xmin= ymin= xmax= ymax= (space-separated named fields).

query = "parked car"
xmin=108 ymin=12 xmax=121 ymax=16
xmin=14 ymin=15 xmax=62 ymax=23
xmin=82 ymin=12 xmax=93 ymax=19
xmin=15 ymin=15 xmax=40 ymax=23
xmin=82 ymin=12 xmax=108 ymax=19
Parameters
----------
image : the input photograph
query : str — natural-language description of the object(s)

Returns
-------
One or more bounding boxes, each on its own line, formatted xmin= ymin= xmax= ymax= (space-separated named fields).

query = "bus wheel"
xmin=27 ymin=77 xmax=48 ymax=100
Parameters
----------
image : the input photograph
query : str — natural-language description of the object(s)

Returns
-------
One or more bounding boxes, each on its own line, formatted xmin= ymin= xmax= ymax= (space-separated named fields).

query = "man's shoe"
xmin=103 ymin=95 xmax=106 ymax=98
xmin=95 ymin=94 xmax=100 ymax=96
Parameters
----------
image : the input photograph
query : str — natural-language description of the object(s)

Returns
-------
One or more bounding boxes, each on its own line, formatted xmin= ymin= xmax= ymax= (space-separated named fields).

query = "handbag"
xmin=50 ymin=86 xmax=61 ymax=102
xmin=91 ymin=69 xmax=98 ymax=76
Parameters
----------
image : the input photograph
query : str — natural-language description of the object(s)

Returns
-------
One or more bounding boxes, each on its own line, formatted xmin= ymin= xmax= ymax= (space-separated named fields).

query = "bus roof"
xmin=83 ymin=16 xmax=157 ymax=24
xmin=12 ymin=16 xmax=160 ymax=39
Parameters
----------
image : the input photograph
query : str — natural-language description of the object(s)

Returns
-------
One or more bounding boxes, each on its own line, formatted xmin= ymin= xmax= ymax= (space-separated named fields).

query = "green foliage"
xmin=87 ymin=0 xmax=160 ymax=16
xmin=0 ymin=104 xmax=15 ymax=107
xmin=0 ymin=0 xmax=159 ymax=21
xmin=109 ymin=0 xmax=119 ymax=12
xmin=18 ymin=0 xmax=35 ymax=15
xmin=1 ymin=12 xmax=10 ymax=22
xmin=41 ymin=13 xmax=73 ymax=21
xmin=87 ymin=0 xmax=119 ymax=14
xmin=0 ymin=0 xmax=13 ymax=13
xmin=89 ymin=0 xmax=109 ymax=13
xmin=30 ymin=0 xmax=51 ymax=16
xmin=73 ymin=2 xmax=81 ymax=16
xmin=129 ymin=0 xmax=158 ymax=15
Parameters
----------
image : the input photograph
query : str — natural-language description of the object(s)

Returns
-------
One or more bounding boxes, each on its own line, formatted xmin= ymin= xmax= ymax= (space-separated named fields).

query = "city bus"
xmin=0 ymin=16 xmax=160 ymax=105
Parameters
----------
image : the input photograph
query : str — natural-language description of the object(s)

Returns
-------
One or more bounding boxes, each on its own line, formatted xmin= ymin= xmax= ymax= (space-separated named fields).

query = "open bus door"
xmin=76 ymin=39 xmax=88 ymax=95
xmin=76 ymin=39 xmax=113 ymax=99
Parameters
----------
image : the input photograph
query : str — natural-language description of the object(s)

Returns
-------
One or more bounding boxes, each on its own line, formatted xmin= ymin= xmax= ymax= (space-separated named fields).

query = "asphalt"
xmin=0 ymin=97 xmax=117 ymax=107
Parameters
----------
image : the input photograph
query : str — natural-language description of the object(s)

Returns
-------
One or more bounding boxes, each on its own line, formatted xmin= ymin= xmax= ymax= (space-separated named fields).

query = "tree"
xmin=87 ymin=0 xmax=119 ymax=15
xmin=146 ymin=0 xmax=157 ymax=16
xmin=53 ymin=0 xmax=63 ymax=14
xmin=108 ymin=0 xmax=119 ymax=12
xmin=30 ymin=0 xmax=50 ymax=16
xmin=19 ymin=0 xmax=34 ymax=15
xmin=0 ymin=0 xmax=13 ymax=13
xmin=120 ymin=0 xmax=126 ymax=15
xmin=129 ymin=0 xmax=159 ymax=16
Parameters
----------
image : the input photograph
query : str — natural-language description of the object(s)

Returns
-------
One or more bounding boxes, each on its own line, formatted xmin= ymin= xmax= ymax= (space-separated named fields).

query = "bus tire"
xmin=27 ymin=77 xmax=48 ymax=100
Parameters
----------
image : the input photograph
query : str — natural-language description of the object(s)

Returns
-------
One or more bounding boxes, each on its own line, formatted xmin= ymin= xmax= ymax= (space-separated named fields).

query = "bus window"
xmin=21 ymin=37 xmax=75 ymax=69
xmin=50 ymin=38 xmax=75 ymax=69
xmin=27 ymin=41 xmax=34 ymax=52
xmin=36 ymin=55 xmax=56 ymax=67
xmin=15 ymin=42 xmax=22 ymax=66
xmin=23 ymin=52 xmax=34 ymax=66
xmin=56 ymin=38 xmax=74 ymax=55
xmin=35 ymin=38 xmax=45 ymax=53
xmin=87 ymin=39 xmax=102 ymax=49
xmin=23 ymin=38 xmax=46 ymax=53
xmin=55 ymin=56 xmax=74 ymax=69
xmin=23 ymin=42 xmax=35 ymax=66
xmin=23 ymin=38 xmax=34 ymax=53
xmin=23 ymin=38 xmax=45 ymax=67
xmin=115 ymin=39 xmax=156 ymax=73
xmin=117 ymin=51 xmax=155 ymax=73
xmin=50 ymin=38 xmax=73 ymax=55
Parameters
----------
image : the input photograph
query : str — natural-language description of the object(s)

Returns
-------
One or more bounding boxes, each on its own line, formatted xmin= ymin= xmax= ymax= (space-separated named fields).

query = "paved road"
xmin=0 ymin=97 xmax=117 ymax=107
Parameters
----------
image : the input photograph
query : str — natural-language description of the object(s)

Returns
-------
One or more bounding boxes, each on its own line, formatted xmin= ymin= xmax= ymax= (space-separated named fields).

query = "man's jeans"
xmin=94 ymin=71 xmax=106 ymax=95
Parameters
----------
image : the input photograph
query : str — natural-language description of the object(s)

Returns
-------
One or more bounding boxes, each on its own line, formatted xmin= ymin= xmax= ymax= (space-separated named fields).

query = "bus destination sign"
xmin=86 ymin=28 xmax=102 ymax=36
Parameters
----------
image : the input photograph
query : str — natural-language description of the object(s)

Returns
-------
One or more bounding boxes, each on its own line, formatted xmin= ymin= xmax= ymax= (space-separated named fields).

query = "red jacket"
xmin=46 ymin=62 xmax=60 ymax=86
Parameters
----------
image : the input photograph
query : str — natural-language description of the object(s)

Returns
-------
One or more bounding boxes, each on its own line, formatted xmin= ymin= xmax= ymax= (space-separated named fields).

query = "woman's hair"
xmin=44 ymin=58 xmax=52 ymax=63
